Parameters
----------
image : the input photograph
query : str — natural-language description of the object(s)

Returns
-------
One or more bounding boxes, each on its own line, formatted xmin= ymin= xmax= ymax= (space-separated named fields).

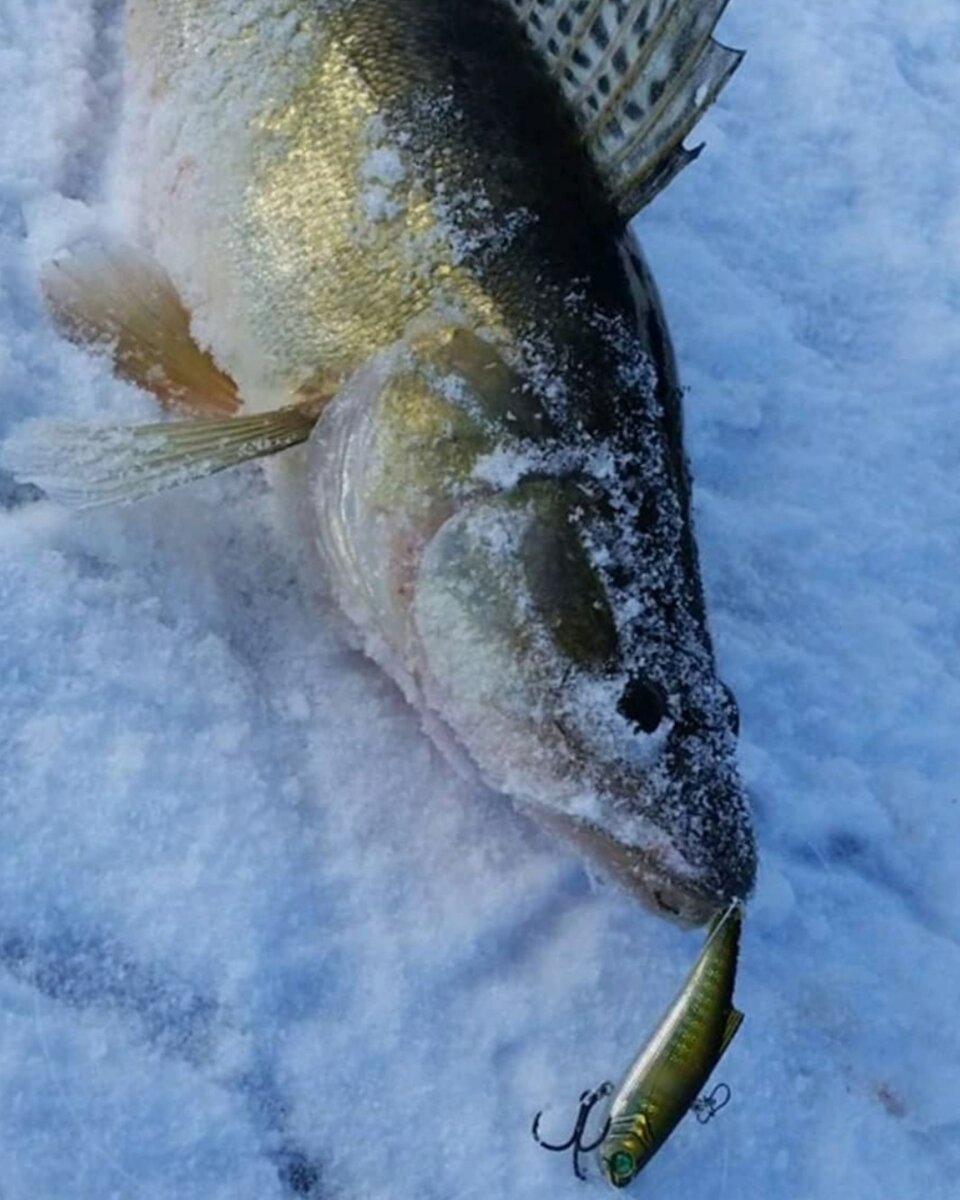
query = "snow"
xmin=2 ymin=2 xmax=960 ymax=1199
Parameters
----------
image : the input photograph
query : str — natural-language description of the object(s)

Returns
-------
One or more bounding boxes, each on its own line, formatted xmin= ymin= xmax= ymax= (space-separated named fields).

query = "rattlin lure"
xmin=534 ymin=901 xmax=743 ymax=1187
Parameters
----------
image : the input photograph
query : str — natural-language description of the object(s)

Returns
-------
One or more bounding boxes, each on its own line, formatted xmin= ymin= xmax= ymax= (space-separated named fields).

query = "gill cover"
xmin=412 ymin=481 xmax=620 ymax=806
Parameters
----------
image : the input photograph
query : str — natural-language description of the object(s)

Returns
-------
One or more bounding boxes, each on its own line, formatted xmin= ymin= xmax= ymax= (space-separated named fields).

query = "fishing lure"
xmin=534 ymin=900 xmax=743 ymax=1187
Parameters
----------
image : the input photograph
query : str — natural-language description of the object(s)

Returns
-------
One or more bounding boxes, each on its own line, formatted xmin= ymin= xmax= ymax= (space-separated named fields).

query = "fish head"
xmin=411 ymin=473 xmax=756 ymax=925
xmin=312 ymin=329 xmax=755 ymax=924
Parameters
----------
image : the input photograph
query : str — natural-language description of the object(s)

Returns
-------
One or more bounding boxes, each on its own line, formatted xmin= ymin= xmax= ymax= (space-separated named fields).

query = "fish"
xmin=598 ymin=899 xmax=744 ymax=1187
xmin=3 ymin=0 xmax=757 ymax=925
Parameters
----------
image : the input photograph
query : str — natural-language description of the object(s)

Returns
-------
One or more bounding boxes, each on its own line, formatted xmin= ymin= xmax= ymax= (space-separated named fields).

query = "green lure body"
xmin=599 ymin=901 xmax=744 ymax=1188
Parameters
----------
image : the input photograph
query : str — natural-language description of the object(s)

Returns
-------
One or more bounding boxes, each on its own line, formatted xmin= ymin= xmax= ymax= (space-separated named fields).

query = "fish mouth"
xmin=527 ymin=807 xmax=725 ymax=927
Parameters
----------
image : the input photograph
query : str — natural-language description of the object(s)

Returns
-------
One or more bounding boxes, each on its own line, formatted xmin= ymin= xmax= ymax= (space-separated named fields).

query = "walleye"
xmin=598 ymin=899 xmax=744 ymax=1187
xmin=4 ymin=0 xmax=756 ymax=924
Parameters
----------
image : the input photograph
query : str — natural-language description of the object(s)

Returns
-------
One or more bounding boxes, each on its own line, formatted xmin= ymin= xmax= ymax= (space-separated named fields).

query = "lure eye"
xmin=608 ymin=1150 xmax=637 ymax=1185
xmin=618 ymin=676 xmax=667 ymax=734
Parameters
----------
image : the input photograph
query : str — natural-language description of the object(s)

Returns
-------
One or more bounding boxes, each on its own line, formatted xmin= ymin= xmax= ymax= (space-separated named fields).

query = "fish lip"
xmin=523 ymin=806 xmax=727 ymax=926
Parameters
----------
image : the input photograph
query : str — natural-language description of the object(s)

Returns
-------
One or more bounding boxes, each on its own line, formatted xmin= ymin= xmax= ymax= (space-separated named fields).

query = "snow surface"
xmin=2 ymin=2 xmax=960 ymax=1198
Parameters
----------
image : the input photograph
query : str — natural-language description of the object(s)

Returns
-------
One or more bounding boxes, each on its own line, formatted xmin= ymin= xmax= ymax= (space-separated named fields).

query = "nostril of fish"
xmin=618 ymin=676 xmax=667 ymax=734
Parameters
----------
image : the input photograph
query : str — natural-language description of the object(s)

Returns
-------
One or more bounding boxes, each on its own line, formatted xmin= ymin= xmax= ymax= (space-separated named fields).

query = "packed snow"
xmin=2 ymin=2 xmax=960 ymax=1199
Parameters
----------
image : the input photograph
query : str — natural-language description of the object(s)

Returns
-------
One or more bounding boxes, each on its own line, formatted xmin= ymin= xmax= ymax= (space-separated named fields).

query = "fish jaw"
xmin=526 ymin=718 xmax=756 ymax=926
xmin=529 ymin=809 xmax=733 ymax=928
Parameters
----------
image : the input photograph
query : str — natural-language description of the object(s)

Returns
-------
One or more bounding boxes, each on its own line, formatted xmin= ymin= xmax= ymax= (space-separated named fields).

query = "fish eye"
xmin=618 ymin=675 xmax=667 ymax=734
xmin=609 ymin=1150 xmax=636 ymax=1185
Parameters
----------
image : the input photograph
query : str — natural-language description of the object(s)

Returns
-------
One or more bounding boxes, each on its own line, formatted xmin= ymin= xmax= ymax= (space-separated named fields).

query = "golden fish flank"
xmin=6 ymin=0 xmax=757 ymax=924
xmin=128 ymin=0 xmax=516 ymax=391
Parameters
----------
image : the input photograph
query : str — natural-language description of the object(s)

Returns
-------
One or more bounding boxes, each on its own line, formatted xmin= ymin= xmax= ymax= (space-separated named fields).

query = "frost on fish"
xmin=310 ymin=323 xmax=755 ymax=922
xmin=7 ymin=0 xmax=756 ymax=923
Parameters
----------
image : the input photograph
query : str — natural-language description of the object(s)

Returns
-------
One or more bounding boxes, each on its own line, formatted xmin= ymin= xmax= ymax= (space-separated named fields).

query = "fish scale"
xmin=4 ymin=0 xmax=757 ymax=925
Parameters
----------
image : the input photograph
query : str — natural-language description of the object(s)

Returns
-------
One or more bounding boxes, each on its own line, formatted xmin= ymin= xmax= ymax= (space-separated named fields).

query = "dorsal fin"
xmin=505 ymin=0 xmax=743 ymax=218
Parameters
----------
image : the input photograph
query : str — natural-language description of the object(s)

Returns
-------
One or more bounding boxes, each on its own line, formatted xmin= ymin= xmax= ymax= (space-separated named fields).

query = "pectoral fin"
xmin=41 ymin=239 xmax=240 ymax=417
xmin=1 ymin=400 xmax=325 ymax=508
xmin=17 ymin=238 xmax=332 ymax=506
xmin=718 ymin=1007 xmax=744 ymax=1057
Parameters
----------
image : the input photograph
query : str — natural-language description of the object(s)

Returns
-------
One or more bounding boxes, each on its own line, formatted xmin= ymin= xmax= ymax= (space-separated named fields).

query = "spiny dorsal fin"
xmin=506 ymin=0 xmax=743 ymax=217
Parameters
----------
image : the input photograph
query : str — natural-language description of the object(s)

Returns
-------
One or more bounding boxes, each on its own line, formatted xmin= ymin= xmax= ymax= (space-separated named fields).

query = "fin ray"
xmin=42 ymin=239 xmax=240 ymax=417
xmin=505 ymin=0 xmax=743 ymax=217
xmin=1 ymin=401 xmax=323 ymax=509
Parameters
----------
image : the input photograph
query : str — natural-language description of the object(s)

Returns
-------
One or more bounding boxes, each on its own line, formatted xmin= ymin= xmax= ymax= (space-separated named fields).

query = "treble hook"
xmin=692 ymin=1082 xmax=732 ymax=1125
xmin=532 ymin=1082 xmax=613 ymax=1181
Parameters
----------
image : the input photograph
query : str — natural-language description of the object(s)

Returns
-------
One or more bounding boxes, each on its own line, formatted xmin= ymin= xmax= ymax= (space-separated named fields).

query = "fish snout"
xmin=527 ymin=806 xmax=730 ymax=927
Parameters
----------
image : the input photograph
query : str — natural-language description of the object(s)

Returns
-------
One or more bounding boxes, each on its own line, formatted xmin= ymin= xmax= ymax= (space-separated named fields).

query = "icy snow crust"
xmin=2 ymin=1 xmax=960 ymax=1199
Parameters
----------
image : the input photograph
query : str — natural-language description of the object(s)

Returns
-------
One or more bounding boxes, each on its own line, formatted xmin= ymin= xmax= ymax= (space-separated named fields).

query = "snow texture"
xmin=2 ymin=2 xmax=960 ymax=1199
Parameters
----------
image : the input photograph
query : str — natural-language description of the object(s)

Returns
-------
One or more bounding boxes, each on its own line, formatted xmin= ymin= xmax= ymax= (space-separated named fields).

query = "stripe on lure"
xmin=599 ymin=900 xmax=744 ymax=1188
xmin=532 ymin=900 xmax=744 ymax=1187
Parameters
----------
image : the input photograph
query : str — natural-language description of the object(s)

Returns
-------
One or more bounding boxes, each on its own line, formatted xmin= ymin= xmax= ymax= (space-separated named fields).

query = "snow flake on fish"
xmin=358 ymin=117 xmax=410 ymax=224
xmin=433 ymin=185 xmax=535 ymax=268
xmin=563 ymin=670 xmax=671 ymax=770
xmin=472 ymin=443 xmax=551 ymax=491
